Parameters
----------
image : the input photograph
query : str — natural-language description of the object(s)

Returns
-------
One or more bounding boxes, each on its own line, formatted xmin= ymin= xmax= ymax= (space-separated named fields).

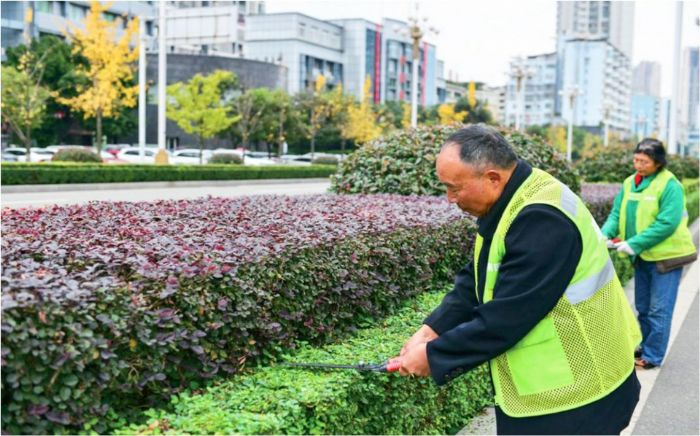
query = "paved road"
xmin=1 ymin=179 xmax=332 ymax=209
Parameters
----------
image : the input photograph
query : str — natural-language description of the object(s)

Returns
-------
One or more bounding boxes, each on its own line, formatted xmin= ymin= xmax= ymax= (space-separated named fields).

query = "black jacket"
xmin=424 ymin=160 xmax=639 ymax=434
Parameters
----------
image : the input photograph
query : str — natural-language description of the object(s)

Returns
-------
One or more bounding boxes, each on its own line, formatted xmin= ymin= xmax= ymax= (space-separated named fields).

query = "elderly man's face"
xmin=436 ymin=145 xmax=505 ymax=217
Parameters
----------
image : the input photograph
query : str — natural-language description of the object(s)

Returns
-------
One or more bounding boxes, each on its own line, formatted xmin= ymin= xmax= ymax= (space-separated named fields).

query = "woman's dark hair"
xmin=634 ymin=138 xmax=667 ymax=168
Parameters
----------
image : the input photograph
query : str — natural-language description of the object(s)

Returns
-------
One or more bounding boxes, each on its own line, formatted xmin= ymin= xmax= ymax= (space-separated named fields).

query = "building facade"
xmin=559 ymin=38 xmax=631 ymax=136
xmin=477 ymin=85 xmax=506 ymax=126
xmin=556 ymin=1 xmax=634 ymax=60
xmin=630 ymin=94 xmax=661 ymax=139
xmin=504 ymin=52 xmax=558 ymax=129
xmin=632 ymin=61 xmax=662 ymax=97
xmin=680 ymin=47 xmax=699 ymax=155
xmin=165 ymin=1 xmax=265 ymax=57
xmin=245 ymin=13 xmax=444 ymax=105
xmin=1 ymin=1 xmax=155 ymax=59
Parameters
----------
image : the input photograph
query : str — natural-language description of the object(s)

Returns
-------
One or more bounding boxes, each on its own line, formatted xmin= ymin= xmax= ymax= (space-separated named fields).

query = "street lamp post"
xmin=403 ymin=3 xmax=438 ymax=128
xmin=602 ymin=102 xmax=612 ymax=147
xmin=559 ymin=85 xmax=581 ymax=162
xmin=510 ymin=59 xmax=534 ymax=132
xmin=138 ymin=17 xmax=147 ymax=161
xmin=408 ymin=21 xmax=423 ymax=128
xmin=156 ymin=1 xmax=169 ymax=164
xmin=668 ymin=2 xmax=683 ymax=155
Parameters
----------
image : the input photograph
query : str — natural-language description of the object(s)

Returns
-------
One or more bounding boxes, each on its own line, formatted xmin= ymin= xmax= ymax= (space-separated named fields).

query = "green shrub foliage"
xmin=208 ymin=153 xmax=243 ymax=165
xmin=51 ymin=148 xmax=103 ymax=163
xmin=116 ymin=291 xmax=493 ymax=435
xmin=577 ymin=146 xmax=699 ymax=182
xmin=1 ymin=163 xmax=336 ymax=185
xmin=311 ymin=155 xmax=339 ymax=165
xmin=1 ymin=195 xmax=474 ymax=433
xmin=330 ymin=124 xmax=580 ymax=196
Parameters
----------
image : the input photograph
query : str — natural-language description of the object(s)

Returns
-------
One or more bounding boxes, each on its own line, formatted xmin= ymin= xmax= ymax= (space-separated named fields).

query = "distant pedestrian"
xmin=602 ymin=138 xmax=697 ymax=370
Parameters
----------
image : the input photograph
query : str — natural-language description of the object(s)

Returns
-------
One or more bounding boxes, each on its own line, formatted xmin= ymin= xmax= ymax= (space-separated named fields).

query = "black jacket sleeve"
xmin=423 ymin=261 xmax=478 ymax=334
xmin=425 ymin=204 xmax=583 ymax=385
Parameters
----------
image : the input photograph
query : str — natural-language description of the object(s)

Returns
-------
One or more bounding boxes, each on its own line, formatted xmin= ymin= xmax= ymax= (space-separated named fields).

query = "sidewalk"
xmin=460 ymin=220 xmax=700 ymax=435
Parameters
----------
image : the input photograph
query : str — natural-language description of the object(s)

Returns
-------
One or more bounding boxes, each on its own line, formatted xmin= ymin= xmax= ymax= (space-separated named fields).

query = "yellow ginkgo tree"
xmin=58 ymin=1 xmax=139 ymax=153
xmin=437 ymin=103 xmax=467 ymax=125
xmin=343 ymin=75 xmax=383 ymax=144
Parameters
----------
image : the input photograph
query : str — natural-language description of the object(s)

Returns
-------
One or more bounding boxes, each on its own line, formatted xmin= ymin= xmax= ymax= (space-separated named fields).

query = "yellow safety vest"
xmin=474 ymin=168 xmax=641 ymax=417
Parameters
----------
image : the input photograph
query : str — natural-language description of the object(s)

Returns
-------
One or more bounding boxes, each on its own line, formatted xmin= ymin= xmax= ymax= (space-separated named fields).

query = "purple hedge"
xmin=1 ymin=195 xmax=474 ymax=433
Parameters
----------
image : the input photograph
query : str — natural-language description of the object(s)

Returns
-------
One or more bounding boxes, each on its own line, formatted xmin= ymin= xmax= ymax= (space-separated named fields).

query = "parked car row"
xmin=1 ymin=145 xmax=347 ymax=165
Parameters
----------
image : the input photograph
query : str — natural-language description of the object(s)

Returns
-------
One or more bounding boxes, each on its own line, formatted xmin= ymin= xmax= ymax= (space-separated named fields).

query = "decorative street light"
xmin=401 ymin=3 xmax=438 ymax=128
xmin=602 ymin=102 xmax=613 ymax=147
xmin=559 ymin=85 xmax=581 ymax=162
xmin=509 ymin=58 xmax=535 ymax=132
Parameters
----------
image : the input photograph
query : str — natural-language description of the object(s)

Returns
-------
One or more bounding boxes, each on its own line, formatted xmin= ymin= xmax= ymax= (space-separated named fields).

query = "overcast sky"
xmin=265 ymin=0 xmax=700 ymax=98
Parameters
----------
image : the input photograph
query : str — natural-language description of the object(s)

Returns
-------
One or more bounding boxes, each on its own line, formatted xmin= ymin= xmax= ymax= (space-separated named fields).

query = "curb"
xmin=1 ymin=178 xmax=332 ymax=194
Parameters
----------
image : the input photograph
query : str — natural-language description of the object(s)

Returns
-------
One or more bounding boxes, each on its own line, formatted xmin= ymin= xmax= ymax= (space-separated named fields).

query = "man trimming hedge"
xmin=393 ymin=125 xmax=642 ymax=435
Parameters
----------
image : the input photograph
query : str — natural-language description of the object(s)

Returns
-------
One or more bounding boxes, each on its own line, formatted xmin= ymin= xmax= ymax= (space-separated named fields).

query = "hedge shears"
xmin=281 ymin=358 xmax=402 ymax=373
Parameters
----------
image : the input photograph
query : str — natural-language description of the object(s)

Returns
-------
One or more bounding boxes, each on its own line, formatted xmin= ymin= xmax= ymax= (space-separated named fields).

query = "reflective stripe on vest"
xmin=618 ymin=169 xmax=696 ymax=261
xmin=474 ymin=168 xmax=641 ymax=417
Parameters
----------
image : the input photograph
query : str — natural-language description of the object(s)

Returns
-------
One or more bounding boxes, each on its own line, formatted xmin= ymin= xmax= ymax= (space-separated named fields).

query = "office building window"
xmin=36 ymin=1 xmax=52 ymax=13
xmin=298 ymin=22 xmax=306 ymax=37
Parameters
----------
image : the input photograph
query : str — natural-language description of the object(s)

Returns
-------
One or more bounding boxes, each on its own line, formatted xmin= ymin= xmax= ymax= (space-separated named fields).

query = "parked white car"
xmin=171 ymin=148 xmax=214 ymax=165
xmin=2 ymin=147 xmax=55 ymax=162
xmin=243 ymin=152 xmax=276 ymax=166
xmin=116 ymin=147 xmax=164 ymax=164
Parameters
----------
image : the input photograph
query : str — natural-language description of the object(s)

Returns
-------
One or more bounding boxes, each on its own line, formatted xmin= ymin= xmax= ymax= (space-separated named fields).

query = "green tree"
xmin=296 ymin=75 xmax=335 ymax=157
xmin=454 ymin=97 xmax=494 ymax=124
xmin=1 ymin=54 xmax=53 ymax=161
xmin=5 ymin=35 xmax=79 ymax=146
xmin=167 ymin=70 xmax=240 ymax=163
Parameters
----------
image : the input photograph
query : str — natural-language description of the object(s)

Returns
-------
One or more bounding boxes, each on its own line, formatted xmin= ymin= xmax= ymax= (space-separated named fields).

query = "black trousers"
xmin=496 ymin=370 xmax=641 ymax=435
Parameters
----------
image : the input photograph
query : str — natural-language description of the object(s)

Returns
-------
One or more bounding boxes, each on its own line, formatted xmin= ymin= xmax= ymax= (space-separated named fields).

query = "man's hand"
xmin=615 ymin=241 xmax=635 ymax=255
xmin=400 ymin=324 xmax=438 ymax=357
xmin=398 ymin=342 xmax=431 ymax=377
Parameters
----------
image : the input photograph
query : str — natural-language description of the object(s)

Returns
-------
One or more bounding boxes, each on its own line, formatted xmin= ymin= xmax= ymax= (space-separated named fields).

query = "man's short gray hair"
xmin=442 ymin=124 xmax=518 ymax=170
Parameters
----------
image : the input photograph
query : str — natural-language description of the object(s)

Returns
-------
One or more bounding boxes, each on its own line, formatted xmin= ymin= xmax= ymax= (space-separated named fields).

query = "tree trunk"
xmin=96 ymin=111 xmax=103 ymax=154
xmin=341 ymin=137 xmax=346 ymax=155
xmin=310 ymin=134 xmax=316 ymax=160
xmin=199 ymin=134 xmax=204 ymax=165
xmin=25 ymin=128 xmax=32 ymax=163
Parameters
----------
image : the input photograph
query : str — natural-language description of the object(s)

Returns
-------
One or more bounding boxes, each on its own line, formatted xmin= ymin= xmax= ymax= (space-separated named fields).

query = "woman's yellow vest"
xmin=474 ymin=168 xmax=641 ymax=417
xmin=618 ymin=169 xmax=696 ymax=261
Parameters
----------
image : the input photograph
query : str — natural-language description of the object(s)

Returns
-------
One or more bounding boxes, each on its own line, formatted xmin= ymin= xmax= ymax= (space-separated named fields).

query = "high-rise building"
xmin=556 ymin=1 xmax=634 ymax=60
xmin=630 ymin=94 xmax=660 ymax=139
xmin=504 ymin=53 xmax=558 ymax=129
xmin=680 ymin=47 xmax=699 ymax=155
xmin=632 ymin=61 xmax=662 ymax=97
xmin=559 ymin=38 xmax=631 ymax=135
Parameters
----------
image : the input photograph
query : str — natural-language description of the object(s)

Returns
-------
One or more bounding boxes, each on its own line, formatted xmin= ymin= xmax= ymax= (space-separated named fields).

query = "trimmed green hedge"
xmin=116 ymin=290 xmax=493 ymax=435
xmin=0 ymin=163 xmax=336 ymax=185
xmin=684 ymin=179 xmax=699 ymax=223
